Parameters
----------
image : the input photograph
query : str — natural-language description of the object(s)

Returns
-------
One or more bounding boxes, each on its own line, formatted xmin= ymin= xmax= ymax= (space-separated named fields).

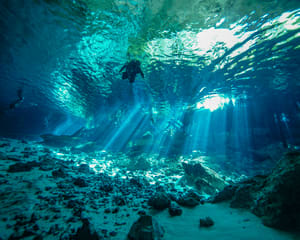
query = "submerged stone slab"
xmin=182 ymin=161 xmax=227 ymax=194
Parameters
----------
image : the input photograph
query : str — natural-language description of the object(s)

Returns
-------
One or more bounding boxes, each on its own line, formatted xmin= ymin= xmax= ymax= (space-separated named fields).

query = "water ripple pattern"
xmin=0 ymin=0 xmax=299 ymax=118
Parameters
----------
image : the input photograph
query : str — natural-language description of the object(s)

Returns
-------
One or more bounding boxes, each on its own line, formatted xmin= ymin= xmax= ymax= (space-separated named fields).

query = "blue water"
xmin=0 ymin=0 xmax=300 ymax=175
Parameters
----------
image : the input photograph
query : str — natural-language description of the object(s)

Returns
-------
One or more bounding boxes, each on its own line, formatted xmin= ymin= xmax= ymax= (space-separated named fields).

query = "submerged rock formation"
xmin=128 ymin=215 xmax=164 ymax=240
xmin=148 ymin=192 xmax=170 ymax=210
xmin=182 ymin=160 xmax=228 ymax=195
xmin=211 ymin=151 xmax=300 ymax=231
xmin=176 ymin=190 xmax=202 ymax=207
xmin=71 ymin=218 xmax=103 ymax=240
xmin=168 ymin=202 xmax=182 ymax=216
xmin=253 ymin=151 xmax=300 ymax=230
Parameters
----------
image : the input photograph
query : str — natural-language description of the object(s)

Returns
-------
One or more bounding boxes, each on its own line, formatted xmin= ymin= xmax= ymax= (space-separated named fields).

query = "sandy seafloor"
xmin=0 ymin=138 xmax=299 ymax=240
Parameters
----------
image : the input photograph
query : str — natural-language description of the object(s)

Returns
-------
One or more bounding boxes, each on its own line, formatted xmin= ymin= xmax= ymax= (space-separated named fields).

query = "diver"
xmin=119 ymin=60 xmax=144 ymax=83
xmin=9 ymin=88 xmax=24 ymax=109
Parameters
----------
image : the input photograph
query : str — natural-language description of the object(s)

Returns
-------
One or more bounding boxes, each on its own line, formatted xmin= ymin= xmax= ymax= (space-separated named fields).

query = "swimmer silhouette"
xmin=120 ymin=60 xmax=144 ymax=83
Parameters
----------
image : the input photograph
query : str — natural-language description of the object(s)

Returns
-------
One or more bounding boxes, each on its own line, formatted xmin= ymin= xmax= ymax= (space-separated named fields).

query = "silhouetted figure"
xmin=120 ymin=60 xmax=144 ymax=83
xmin=9 ymin=88 xmax=24 ymax=109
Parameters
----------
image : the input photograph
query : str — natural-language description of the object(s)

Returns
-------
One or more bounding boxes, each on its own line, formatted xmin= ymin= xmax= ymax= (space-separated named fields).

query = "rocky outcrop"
xmin=211 ymin=151 xmax=300 ymax=231
xmin=127 ymin=215 xmax=164 ymax=240
xmin=210 ymin=185 xmax=238 ymax=203
xmin=252 ymin=151 xmax=300 ymax=230
xmin=182 ymin=161 xmax=227 ymax=195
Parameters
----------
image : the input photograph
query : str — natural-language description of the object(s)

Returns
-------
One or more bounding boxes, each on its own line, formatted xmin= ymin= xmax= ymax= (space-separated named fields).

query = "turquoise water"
xmin=0 ymin=1 xmax=300 ymax=239
xmin=0 ymin=0 xmax=299 ymax=175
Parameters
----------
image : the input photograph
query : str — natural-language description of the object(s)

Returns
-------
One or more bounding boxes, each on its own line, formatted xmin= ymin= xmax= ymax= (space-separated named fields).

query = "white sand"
xmin=151 ymin=203 xmax=299 ymax=240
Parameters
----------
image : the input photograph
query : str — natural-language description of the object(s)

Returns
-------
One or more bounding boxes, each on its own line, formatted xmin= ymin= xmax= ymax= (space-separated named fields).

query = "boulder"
xmin=182 ymin=161 xmax=227 ymax=194
xmin=148 ymin=192 xmax=170 ymax=210
xmin=210 ymin=185 xmax=238 ymax=203
xmin=127 ymin=215 xmax=164 ymax=240
xmin=78 ymin=164 xmax=91 ymax=173
xmin=176 ymin=191 xmax=202 ymax=207
xmin=71 ymin=219 xmax=102 ymax=240
xmin=73 ymin=177 xmax=88 ymax=187
xmin=199 ymin=217 xmax=214 ymax=227
xmin=177 ymin=196 xmax=199 ymax=207
xmin=52 ymin=168 xmax=67 ymax=178
xmin=168 ymin=202 xmax=182 ymax=216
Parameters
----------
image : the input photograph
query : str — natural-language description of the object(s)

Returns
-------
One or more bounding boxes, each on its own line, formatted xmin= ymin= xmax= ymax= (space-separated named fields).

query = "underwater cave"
xmin=0 ymin=0 xmax=300 ymax=239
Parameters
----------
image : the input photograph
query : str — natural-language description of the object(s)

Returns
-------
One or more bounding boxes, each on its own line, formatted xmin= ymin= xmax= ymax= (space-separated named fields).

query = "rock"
xmin=138 ymin=210 xmax=146 ymax=216
xmin=212 ymin=175 xmax=265 ymax=208
xmin=199 ymin=217 xmax=214 ymax=227
xmin=128 ymin=215 xmax=164 ymax=240
xmin=7 ymin=161 xmax=39 ymax=172
xmin=39 ymin=164 xmax=53 ymax=171
xmin=176 ymin=191 xmax=201 ymax=207
xmin=168 ymin=202 xmax=182 ymax=216
xmin=210 ymin=185 xmax=238 ymax=203
xmin=112 ymin=207 xmax=119 ymax=214
xmin=230 ymin=184 xmax=254 ymax=209
xmin=100 ymin=184 xmax=113 ymax=193
xmin=78 ymin=164 xmax=91 ymax=173
xmin=185 ymin=190 xmax=203 ymax=202
xmin=129 ymin=178 xmax=145 ymax=188
xmin=252 ymin=151 xmax=300 ymax=231
xmin=195 ymin=178 xmax=217 ymax=195
xmin=71 ymin=219 xmax=102 ymax=240
xmin=52 ymin=168 xmax=67 ymax=178
xmin=73 ymin=178 xmax=88 ymax=187
xmin=104 ymin=208 xmax=111 ymax=214
xmin=182 ymin=161 xmax=227 ymax=194
xmin=114 ymin=196 xmax=126 ymax=206
xmin=39 ymin=156 xmax=55 ymax=171
xmin=67 ymin=200 xmax=83 ymax=209
xmin=148 ymin=192 xmax=170 ymax=210
xmin=210 ymin=151 xmax=300 ymax=231
xmin=177 ymin=196 xmax=199 ymax=207
xmin=101 ymin=229 xmax=108 ymax=237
